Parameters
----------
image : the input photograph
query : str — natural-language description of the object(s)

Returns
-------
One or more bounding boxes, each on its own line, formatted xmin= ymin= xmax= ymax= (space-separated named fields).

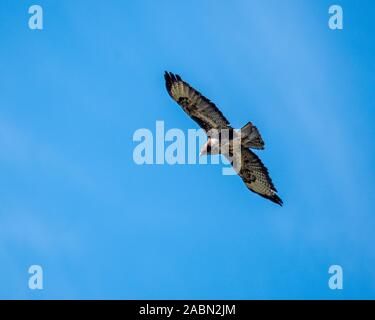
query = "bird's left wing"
xmin=164 ymin=72 xmax=231 ymax=133
xmin=234 ymin=147 xmax=283 ymax=206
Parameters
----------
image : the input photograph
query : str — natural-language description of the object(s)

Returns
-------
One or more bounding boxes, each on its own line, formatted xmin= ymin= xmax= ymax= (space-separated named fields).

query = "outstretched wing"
xmin=164 ymin=72 xmax=231 ymax=133
xmin=234 ymin=148 xmax=283 ymax=206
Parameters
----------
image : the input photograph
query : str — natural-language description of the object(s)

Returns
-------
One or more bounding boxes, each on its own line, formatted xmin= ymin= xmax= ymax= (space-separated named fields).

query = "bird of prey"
xmin=164 ymin=71 xmax=283 ymax=206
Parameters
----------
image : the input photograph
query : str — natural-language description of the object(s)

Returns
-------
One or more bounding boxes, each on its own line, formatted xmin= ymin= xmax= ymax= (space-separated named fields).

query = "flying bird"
xmin=164 ymin=71 xmax=283 ymax=206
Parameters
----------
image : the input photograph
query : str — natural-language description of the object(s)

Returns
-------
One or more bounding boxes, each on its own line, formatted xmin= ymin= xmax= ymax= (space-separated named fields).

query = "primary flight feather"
xmin=164 ymin=71 xmax=283 ymax=206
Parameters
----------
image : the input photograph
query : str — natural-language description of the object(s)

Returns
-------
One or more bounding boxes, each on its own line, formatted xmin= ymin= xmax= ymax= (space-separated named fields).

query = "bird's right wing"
xmin=164 ymin=72 xmax=231 ymax=133
xmin=233 ymin=147 xmax=283 ymax=206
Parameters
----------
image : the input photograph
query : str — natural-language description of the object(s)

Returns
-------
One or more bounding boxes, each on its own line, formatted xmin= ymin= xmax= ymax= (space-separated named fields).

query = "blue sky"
xmin=0 ymin=0 xmax=374 ymax=299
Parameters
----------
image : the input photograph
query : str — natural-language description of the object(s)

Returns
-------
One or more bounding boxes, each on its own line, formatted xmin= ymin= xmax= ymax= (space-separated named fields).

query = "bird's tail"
xmin=240 ymin=122 xmax=265 ymax=150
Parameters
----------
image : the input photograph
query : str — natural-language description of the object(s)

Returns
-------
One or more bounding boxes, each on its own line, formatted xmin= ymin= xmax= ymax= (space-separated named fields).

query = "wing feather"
xmin=234 ymin=148 xmax=283 ymax=206
xmin=164 ymin=71 xmax=231 ymax=132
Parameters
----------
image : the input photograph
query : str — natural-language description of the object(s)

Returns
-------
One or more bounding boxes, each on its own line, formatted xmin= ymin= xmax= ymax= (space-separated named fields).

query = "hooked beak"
xmin=199 ymin=147 xmax=206 ymax=157
xmin=200 ymin=140 xmax=209 ymax=156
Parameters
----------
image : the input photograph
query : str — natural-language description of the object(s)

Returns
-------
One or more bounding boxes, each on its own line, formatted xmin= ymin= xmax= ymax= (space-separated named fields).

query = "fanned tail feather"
xmin=240 ymin=122 xmax=265 ymax=150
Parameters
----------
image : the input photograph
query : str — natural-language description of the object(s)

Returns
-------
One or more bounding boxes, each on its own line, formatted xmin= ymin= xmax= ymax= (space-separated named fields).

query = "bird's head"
xmin=199 ymin=140 xmax=211 ymax=156
xmin=200 ymin=138 xmax=220 ymax=156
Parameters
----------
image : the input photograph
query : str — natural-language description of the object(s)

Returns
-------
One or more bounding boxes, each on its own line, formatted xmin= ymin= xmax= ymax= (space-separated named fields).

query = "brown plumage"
xmin=164 ymin=71 xmax=283 ymax=206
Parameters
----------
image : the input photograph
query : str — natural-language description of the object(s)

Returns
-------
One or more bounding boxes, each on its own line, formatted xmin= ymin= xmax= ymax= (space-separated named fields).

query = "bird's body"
xmin=164 ymin=71 xmax=283 ymax=206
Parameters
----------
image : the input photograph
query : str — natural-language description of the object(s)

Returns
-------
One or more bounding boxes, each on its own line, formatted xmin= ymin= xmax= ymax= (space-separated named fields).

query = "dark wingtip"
xmin=164 ymin=71 xmax=183 ymax=95
xmin=271 ymin=194 xmax=283 ymax=206
xmin=164 ymin=71 xmax=171 ymax=80
xmin=259 ymin=193 xmax=283 ymax=206
xmin=164 ymin=71 xmax=172 ymax=93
